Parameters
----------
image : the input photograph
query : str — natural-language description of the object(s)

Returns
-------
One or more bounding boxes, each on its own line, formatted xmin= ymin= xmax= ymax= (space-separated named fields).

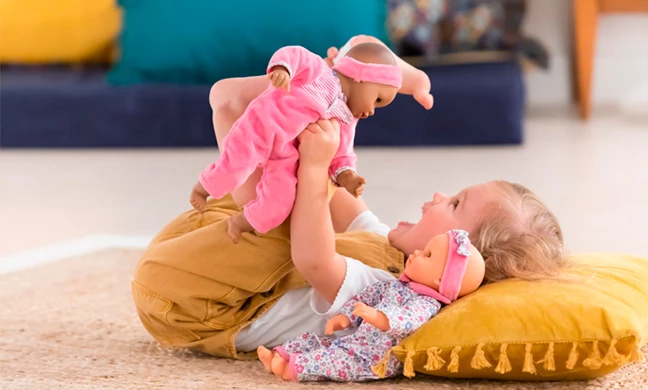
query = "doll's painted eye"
xmin=425 ymin=251 xmax=432 ymax=257
xmin=376 ymin=98 xmax=382 ymax=103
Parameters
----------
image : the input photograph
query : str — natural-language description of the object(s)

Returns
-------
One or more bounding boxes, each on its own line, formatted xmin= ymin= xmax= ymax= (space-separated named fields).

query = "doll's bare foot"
xmin=227 ymin=213 xmax=254 ymax=244
xmin=271 ymin=354 xmax=293 ymax=381
xmin=257 ymin=346 xmax=275 ymax=373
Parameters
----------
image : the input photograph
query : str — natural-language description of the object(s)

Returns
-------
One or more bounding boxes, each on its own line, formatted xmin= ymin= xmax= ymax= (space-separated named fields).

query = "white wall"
xmin=524 ymin=0 xmax=648 ymax=107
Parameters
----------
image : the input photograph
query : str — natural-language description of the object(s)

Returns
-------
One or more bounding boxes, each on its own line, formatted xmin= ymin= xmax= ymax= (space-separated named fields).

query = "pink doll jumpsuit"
xmin=274 ymin=279 xmax=442 ymax=382
xmin=199 ymin=46 xmax=357 ymax=234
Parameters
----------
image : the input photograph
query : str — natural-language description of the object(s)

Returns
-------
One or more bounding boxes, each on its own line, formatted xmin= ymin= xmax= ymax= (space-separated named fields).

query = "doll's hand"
xmin=336 ymin=170 xmax=366 ymax=198
xmin=352 ymin=302 xmax=390 ymax=331
xmin=268 ymin=66 xmax=290 ymax=93
xmin=325 ymin=314 xmax=351 ymax=335
xmin=190 ymin=181 xmax=209 ymax=211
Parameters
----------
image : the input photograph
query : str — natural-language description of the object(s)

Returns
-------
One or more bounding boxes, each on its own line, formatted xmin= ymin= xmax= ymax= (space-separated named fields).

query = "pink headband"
xmin=332 ymin=56 xmax=402 ymax=89
xmin=399 ymin=230 xmax=472 ymax=304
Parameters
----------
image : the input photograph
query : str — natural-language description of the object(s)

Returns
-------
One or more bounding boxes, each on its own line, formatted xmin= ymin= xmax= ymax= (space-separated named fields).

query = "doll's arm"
xmin=329 ymin=121 xmax=357 ymax=182
xmin=337 ymin=280 xmax=391 ymax=328
xmin=267 ymin=46 xmax=326 ymax=85
xmin=381 ymin=296 xmax=441 ymax=339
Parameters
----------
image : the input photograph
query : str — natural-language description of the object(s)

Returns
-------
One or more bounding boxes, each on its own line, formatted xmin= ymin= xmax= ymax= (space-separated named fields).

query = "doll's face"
xmin=346 ymin=82 xmax=398 ymax=119
xmin=403 ymin=234 xmax=449 ymax=289
xmin=404 ymin=232 xmax=486 ymax=297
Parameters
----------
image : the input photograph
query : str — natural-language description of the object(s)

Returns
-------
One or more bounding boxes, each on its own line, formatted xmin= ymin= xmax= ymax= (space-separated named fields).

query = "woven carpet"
xmin=1 ymin=249 xmax=646 ymax=390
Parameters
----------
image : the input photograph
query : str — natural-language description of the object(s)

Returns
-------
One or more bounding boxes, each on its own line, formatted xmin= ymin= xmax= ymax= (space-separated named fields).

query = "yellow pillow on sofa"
xmin=386 ymin=253 xmax=648 ymax=381
xmin=0 ymin=0 xmax=121 ymax=64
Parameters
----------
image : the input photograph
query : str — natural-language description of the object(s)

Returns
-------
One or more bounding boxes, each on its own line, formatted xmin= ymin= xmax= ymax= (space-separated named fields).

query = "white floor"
xmin=1 ymin=113 xmax=647 ymax=264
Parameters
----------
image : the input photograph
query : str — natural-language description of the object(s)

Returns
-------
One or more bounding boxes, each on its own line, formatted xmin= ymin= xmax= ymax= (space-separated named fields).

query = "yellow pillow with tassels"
xmin=381 ymin=253 xmax=648 ymax=381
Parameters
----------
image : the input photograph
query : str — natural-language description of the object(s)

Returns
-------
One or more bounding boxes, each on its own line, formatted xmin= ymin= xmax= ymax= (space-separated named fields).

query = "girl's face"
xmin=388 ymin=182 xmax=500 ymax=256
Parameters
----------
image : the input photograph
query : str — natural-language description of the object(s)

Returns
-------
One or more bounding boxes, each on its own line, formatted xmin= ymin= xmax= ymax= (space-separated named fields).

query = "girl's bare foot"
xmin=227 ymin=213 xmax=254 ymax=244
xmin=328 ymin=34 xmax=434 ymax=110
xmin=271 ymin=354 xmax=293 ymax=381
xmin=189 ymin=181 xmax=209 ymax=211
xmin=189 ymin=189 xmax=207 ymax=211
xmin=257 ymin=346 xmax=274 ymax=373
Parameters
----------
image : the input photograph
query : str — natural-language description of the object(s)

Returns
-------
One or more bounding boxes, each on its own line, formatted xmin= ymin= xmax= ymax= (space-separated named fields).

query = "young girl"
xmin=131 ymin=36 xmax=566 ymax=360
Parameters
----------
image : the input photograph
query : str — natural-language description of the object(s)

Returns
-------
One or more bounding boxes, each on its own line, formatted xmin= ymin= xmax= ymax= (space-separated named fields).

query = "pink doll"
xmin=190 ymin=43 xmax=403 ymax=243
xmin=258 ymin=229 xmax=486 ymax=382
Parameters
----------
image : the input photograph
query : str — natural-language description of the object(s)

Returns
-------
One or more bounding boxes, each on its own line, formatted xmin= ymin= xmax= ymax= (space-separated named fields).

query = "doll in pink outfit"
xmin=258 ymin=230 xmax=486 ymax=382
xmin=190 ymin=43 xmax=403 ymax=243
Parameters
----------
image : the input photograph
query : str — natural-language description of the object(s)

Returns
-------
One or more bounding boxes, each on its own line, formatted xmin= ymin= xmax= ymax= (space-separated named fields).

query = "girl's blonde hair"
xmin=472 ymin=181 xmax=567 ymax=283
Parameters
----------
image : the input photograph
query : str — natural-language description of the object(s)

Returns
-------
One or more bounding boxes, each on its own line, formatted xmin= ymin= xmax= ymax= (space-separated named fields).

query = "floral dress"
xmin=274 ymin=279 xmax=441 ymax=382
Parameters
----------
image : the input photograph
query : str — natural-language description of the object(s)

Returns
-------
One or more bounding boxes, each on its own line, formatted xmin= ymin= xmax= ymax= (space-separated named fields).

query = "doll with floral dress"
xmin=189 ymin=42 xmax=404 ymax=243
xmin=257 ymin=229 xmax=486 ymax=382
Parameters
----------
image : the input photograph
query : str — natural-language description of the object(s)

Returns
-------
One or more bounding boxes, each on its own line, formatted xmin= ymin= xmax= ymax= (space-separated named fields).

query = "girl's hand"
xmin=297 ymin=119 xmax=340 ymax=169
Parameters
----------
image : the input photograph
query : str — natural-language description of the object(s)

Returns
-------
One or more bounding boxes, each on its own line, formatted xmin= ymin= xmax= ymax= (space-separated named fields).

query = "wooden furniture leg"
xmin=573 ymin=0 xmax=599 ymax=119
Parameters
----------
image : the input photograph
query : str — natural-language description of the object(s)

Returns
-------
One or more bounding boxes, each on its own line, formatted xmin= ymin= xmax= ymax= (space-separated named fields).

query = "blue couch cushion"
xmin=108 ymin=0 xmax=390 ymax=85
xmin=0 ymin=61 xmax=524 ymax=148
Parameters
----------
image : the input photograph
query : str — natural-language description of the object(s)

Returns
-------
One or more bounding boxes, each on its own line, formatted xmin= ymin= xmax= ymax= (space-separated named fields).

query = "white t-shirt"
xmin=235 ymin=211 xmax=395 ymax=352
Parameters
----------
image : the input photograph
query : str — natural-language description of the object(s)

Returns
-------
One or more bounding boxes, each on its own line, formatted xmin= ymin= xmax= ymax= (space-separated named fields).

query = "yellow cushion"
xmin=386 ymin=253 xmax=648 ymax=381
xmin=0 ymin=0 xmax=121 ymax=64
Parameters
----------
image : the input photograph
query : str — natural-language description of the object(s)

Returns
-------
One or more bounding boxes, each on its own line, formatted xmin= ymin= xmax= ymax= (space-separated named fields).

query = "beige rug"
xmin=1 ymin=249 xmax=646 ymax=390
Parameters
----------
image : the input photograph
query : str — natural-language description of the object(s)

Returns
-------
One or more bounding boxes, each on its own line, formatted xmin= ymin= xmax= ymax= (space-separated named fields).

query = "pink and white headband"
xmin=399 ymin=229 xmax=472 ymax=304
xmin=332 ymin=56 xmax=402 ymax=89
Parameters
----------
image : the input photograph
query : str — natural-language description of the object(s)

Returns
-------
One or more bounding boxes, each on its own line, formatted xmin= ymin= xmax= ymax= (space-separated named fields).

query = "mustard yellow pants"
xmin=131 ymin=195 xmax=303 ymax=359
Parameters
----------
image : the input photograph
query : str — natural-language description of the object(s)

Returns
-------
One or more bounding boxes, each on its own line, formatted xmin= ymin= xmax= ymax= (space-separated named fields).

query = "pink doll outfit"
xmin=273 ymin=230 xmax=472 ymax=382
xmin=199 ymin=46 xmax=402 ymax=233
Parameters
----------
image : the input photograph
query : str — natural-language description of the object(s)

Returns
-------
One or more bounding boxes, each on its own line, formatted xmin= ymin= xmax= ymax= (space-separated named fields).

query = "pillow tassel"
xmin=538 ymin=342 xmax=556 ymax=371
xmin=494 ymin=343 xmax=512 ymax=374
xmin=566 ymin=342 xmax=579 ymax=369
xmin=630 ymin=345 xmax=645 ymax=363
xmin=522 ymin=343 xmax=537 ymax=375
xmin=470 ymin=343 xmax=492 ymax=370
xmin=447 ymin=346 xmax=462 ymax=373
xmin=403 ymin=350 xmax=416 ymax=378
xmin=371 ymin=348 xmax=391 ymax=378
xmin=583 ymin=340 xmax=602 ymax=369
xmin=424 ymin=347 xmax=445 ymax=371
xmin=602 ymin=339 xmax=624 ymax=366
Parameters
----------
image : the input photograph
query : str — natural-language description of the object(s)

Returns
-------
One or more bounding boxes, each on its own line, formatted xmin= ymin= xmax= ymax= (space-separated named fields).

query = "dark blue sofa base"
xmin=0 ymin=61 xmax=524 ymax=148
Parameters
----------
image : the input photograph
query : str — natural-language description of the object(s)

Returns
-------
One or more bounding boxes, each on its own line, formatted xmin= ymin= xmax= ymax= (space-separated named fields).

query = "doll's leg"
xmin=210 ymin=76 xmax=268 ymax=208
xmin=328 ymin=35 xmax=434 ymax=110
xmin=277 ymin=332 xmax=335 ymax=357
xmin=201 ymin=90 xmax=283 ymax=200
xmin=288 ymin=345 xmax=379 ymax=382
xmin=241 ymin=145 xmax=299 ymax=234
xmin=200 ymin=127 xmax=267 ymax=200
xmin=258 ymin=332 xmax=336 ymax=374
